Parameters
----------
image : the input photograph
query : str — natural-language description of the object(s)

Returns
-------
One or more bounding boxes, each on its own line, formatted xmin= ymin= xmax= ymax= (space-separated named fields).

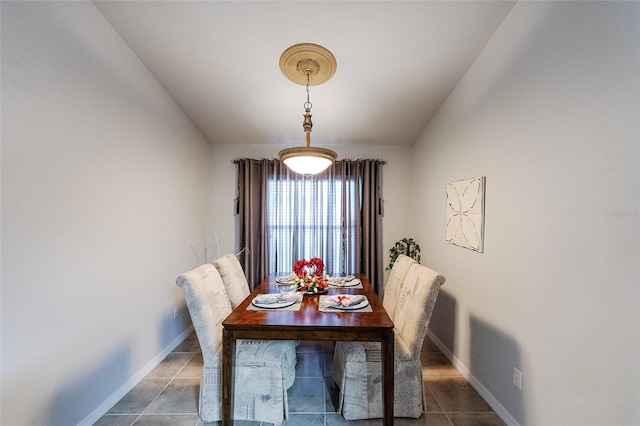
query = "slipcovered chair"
xmin=176 ymin=264 xmax=297 ymax=424
xmin=332 ymin=263 xmax=446 ymax=420
xmin=212 ymin=253 xmax=250 ymax=309
xmin=213 ymin=253 xmax=298 ymax=385
xmin=383 ymin=254 xmax=417 ymax=321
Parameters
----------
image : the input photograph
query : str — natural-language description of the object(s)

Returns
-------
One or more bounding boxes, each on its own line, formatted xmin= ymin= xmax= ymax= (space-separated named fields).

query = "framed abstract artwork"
xmin=445 ymin=176 xmax=486 ymax=252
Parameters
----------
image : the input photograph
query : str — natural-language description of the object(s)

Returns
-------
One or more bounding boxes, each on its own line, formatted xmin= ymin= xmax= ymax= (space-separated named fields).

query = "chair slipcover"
xmin=212 ymin=253 xmax=250 ymax=309
xmin=332 ymin=263 xmax=445 ymax=420
xmin=176 ymin=264 xmax=297 ymax=424
xmin=213 ymin=253 xmax=297 ymax=384
xmin=383 ymin=254 xmax=417 ymax=321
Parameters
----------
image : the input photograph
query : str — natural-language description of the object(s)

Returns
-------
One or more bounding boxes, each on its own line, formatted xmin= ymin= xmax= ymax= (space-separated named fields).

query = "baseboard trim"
xmin=77 ymin=325 xmax=194 ymax=426
xmin=426 ymin=330 xmax=521 ymax=426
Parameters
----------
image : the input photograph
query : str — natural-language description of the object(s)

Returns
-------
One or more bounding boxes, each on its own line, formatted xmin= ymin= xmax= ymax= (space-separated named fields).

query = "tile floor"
xmin=95 ymin=333 xmax=506 ymax=426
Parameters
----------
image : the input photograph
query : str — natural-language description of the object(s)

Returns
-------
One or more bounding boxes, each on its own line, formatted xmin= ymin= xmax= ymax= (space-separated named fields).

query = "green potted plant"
xmin=386 ymin=237 xmax=421 ymax=271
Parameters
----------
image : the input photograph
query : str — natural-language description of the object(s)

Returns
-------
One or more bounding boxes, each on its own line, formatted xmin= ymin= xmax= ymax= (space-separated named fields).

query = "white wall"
xmin=412 ymin=2 xmax=639 ymax=425
xmin=209 ymin=144 xmax=412 ymax=278
xmin=1 ymin=2 xmax=211 ymax=425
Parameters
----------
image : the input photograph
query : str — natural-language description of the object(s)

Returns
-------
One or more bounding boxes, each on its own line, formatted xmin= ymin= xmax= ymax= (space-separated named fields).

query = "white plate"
xmin=329 ymin=278 xmax=361 ymax=287
xmin=252 ymin=297 xmax=296 ymax=309
xmin=329 ymin=296 xmax=370 ymax=310
xmin=275 ymin=276 xmax=294 ymax=284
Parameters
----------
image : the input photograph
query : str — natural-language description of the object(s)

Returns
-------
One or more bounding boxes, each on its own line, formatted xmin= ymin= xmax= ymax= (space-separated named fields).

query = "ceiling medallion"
xmin=279 ymin=43 xmax=337 ymax=86
xmin=278 ymin=43 xmax=338 ymax=175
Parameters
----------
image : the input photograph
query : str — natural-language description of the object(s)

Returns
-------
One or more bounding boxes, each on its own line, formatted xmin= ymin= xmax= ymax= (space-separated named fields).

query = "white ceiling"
xmin=94 ymin=1 xmax=515 ymax=147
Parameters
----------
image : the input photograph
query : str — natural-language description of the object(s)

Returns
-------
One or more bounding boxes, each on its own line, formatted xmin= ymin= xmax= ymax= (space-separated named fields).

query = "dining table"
xmin=221 ymin=273 xmax=395 ymax=425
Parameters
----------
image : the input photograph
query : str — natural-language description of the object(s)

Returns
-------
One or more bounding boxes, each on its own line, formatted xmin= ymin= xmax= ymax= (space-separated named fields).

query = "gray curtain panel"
xmin=236 ymin=158 xmax=383 ymax=293
xmin=359 ymin=159 xmax=384 ymax=293
xmin=236 ymin=158 xmax=277 ymax=289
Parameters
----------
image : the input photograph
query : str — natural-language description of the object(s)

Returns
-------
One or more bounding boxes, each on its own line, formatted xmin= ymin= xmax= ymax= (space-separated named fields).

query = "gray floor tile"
xmin=281 ymin=413 xmax=325 ymax=425
xmin=286 ymin=377 xmax=326 ymax=413
xmin=421 ymin=352 xmax=461 ymax=377
xmin=174 ymin=333 xmax=201 ymax=352
xmin=146 ymin=352 xmax=195 ymax=378
xmin=324 ymin=378 xmax=340 ymax=413
xmin=295 ymin=352 xmax=324 ymax=378
xmin=323 ymin=352 xmax=334 ymax=378
xmin=394 ymin=413 xmax=454 ymax=425
xmin=133 ymin=414 xmax=200 ymax=425
xmin=143 ymin=377 xmax=199 ymax=414
xmin=447 ymin=412 xmax=506 ymax=426
xmin=327 ymin=413 xmax=451 ymax=426
xmin=107 ymin=378 xmax=170 ymax=414
xmin=326 ymin=413 xmax=382 ymax=425
xmin=394 ymin=416 xmax=429 ymax=425
xmin=426 ymin=376 xmax=493 ymax=413
xmin=93 ymin=414 xmax=138 ymax=426
xmin=176 ymin=352 xmax=204 ymax=378
xmin=422 ymin=337 xmax=442 ymax=353
xmin=425 ymin=386 xmax=444 ymax=412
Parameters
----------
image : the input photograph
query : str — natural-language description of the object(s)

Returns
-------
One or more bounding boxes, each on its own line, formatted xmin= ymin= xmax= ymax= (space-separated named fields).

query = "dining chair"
xmin=383 ymin=253 xmax=417 ymax=321
xmin=212 ymin=253 xmax=250 ymax=309
xmin=331 ymin=263 xmax=446 ymax=420
xmin=213 ymin=253 xmax=298 ymax=389
xmin=176 ymin=264 xmax=297 ymax=424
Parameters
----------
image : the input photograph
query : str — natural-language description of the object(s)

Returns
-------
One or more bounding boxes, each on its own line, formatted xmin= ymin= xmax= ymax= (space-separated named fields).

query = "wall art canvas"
xmin=445 ymin=176 xmax=485 ymax=252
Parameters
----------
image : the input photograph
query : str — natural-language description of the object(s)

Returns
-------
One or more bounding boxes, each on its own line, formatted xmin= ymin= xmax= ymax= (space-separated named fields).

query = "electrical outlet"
xmin=173 ymin=306 xmax=179 ymax=320
xmin=513 ymin=367 xmax=522 ymax=390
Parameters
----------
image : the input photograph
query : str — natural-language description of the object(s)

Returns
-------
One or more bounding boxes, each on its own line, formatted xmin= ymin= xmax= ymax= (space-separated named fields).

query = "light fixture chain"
xmin=304 ymin=72 xmax=312 ymax=111
xmin=302 ymin=70 xmax=313 ymax=146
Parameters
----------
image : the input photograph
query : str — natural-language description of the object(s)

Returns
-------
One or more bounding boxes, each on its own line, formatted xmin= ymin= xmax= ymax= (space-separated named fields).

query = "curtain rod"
xmin=232 ymin=159 xmax=386 ymax=165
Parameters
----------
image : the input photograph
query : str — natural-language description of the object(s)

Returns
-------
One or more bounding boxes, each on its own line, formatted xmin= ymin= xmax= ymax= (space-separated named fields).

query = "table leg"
xmin=382 ymin=330 xmax=394 ymax=425
xmin=222 ymin=328 xmax=234 ymax=425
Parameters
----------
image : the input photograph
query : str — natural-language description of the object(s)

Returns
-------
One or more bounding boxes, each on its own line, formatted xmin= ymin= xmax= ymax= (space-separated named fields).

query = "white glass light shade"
xmin=284 ymin=156 xmax=332 ymax=175
xmin=279 ymin=146 xmax=337 ymax=175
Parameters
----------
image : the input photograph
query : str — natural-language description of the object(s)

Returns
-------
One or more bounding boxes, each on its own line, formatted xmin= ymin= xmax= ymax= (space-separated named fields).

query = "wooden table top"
xmin=222 ymin=274 xmax=393 ymax=338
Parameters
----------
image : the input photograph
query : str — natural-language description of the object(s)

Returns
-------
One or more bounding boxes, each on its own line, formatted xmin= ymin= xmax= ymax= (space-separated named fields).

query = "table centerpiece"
xmin=291 ymin=257 xmax=329 ymax=294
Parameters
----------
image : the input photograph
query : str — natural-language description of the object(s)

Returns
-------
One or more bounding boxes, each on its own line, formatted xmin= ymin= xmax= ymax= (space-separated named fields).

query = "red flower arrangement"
xmin=292 ymin=257 xmax=329 ymax=293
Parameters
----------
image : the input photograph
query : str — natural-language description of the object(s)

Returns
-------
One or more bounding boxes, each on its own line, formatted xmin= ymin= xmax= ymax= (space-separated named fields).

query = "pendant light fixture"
xmin=278 ymin=43 xmax=338 ymax=175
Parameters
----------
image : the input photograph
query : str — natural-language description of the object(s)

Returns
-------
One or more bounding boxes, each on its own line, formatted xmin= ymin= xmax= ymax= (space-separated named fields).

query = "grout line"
xmin=174 ymin=352 xmax=198 ymax=378
xmin=425 ymin=386 xmax=453 ymax=426
xmin=129 ymin=414 xmax=141 ymax=426
xmin=323 ymin=370 xmax=328 ymax=426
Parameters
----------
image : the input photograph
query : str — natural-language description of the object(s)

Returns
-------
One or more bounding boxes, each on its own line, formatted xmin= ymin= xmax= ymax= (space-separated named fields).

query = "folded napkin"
xmin=320 ymin=294 xmax=366 ymax=309
xmin=254 ymin=294 xmax=280 ymax=304
xmin=276 ymin=272 xmax=298 ymax=283
xmin=328 ymin=275 xmax=356 ymax=285
xmin=278 ymin=291 xmax=303 ymax=303
xmin=254 ymin=291 xmax=302 ymax=305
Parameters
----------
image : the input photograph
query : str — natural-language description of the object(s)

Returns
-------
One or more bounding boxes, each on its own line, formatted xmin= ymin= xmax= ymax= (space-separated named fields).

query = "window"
xmin=236 ymin=158 xmax=382 ymax=291
xmin=266 ymin=175 xmax=357 ymax=276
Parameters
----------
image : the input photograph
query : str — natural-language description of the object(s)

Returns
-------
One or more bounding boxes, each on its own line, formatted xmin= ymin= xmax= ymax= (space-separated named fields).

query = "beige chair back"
xmin=393 ymin=263 xmax=446 ymax=358
xmin=383 ymin=254 xmax=417 ymax=320
xmin=213 ymin=254 xmax=251 ymax=309
xmin=176 ymin=264 xmax=232 ymax=365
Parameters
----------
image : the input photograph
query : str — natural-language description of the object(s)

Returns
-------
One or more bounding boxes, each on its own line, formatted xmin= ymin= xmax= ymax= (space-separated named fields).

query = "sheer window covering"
xmin=267 ymin=166 xmax=356 ymax=277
